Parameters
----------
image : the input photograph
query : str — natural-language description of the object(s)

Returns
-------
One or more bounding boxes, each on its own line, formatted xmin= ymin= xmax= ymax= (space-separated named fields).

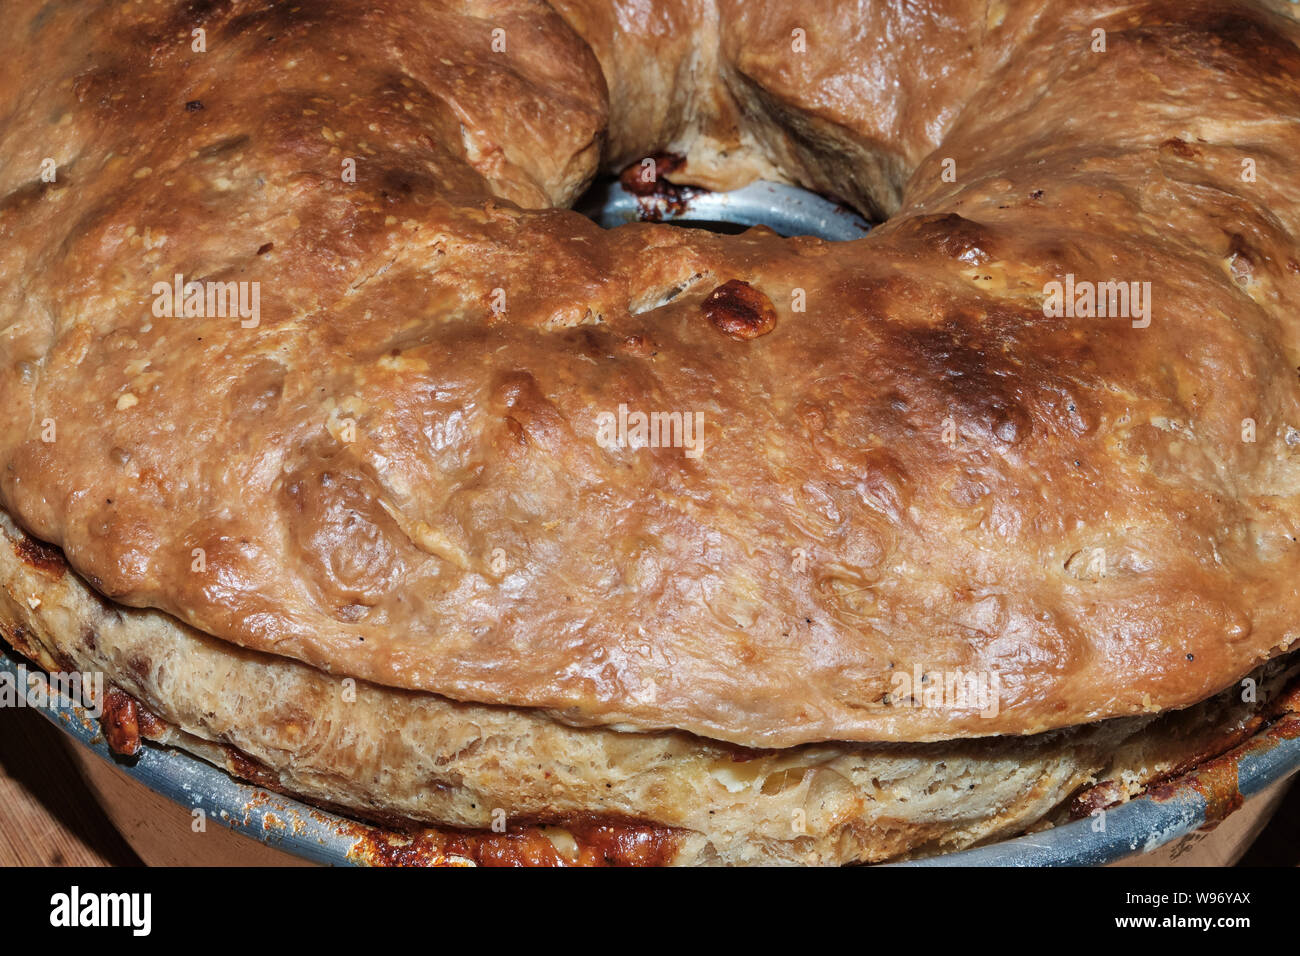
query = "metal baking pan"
xmin=575 ymin=177 xmax=873 ymax=239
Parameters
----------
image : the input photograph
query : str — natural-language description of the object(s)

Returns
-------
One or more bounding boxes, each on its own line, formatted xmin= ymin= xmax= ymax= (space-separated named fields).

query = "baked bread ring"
xmin=2 ymin=0 xmax=1299 ymax=862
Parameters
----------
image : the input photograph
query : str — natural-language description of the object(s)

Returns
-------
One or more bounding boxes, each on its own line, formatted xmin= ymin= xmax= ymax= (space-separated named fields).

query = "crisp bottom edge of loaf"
xmin=1 ymin=508 xmax=1296 ymax=866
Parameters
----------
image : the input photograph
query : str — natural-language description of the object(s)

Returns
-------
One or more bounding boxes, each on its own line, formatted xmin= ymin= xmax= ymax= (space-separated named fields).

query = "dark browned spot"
xmin=1153 ymin=757 xmax=1244 ymax=829
xmin=14 ymin=533 xmax=65 ymax=576
xmin=896 ymin=213 xmax=994 ymax=264
xmin=80 ymin=626 xmax=98 ymax=652
xmin=621 ymin=333 xmax=655 ymax=357
xmin=351 ymin=817 xmax=682 ymax=867
xmin=136 ymin=706 xmax=168 ymax=739
xmin=560 ymin=325 xmax=613 ymax=362
xmin=222 ymin=0 xmax=323 ymax=42
xmin=225 ymin=746 xmax=282 ymax=789
xmin=378 ymin=166 xmax=436 ymax=203
xmin=0 ymin=179 xmax=58 ymax=217
xmin=126 ymin=654 xmax=153 ymax=683
xmin=1068 ymin=780 xmax=1125 ymax=819
xmin=1130 ymin=10 xmax=1300 ymax=78
xmin=71 ymin=65 xmax=127 ymax=109
xmin=619 ymin=152 xmax=685 ymax=197
xmin=3 ymin=624 xmax=35 ymax=659
xmin=183 ymin=0 xmax=231 ymax=20
xmin=101 ymin=686 xmax=142 ymax=757
xmin=877 ymin=306 xmax=1055 ymax=447
xmin=702 ymin=280 xmax=777 ymax=341
xmin=1160 ymin=137 xmax=1199 ymax=159
xmin=503 ymin=416 xmax=528 ymax=445
xmin=1227 ymin=233 xmax=1255 ymax=285
xmin=714 ymin=743 xmax=779 ymax=762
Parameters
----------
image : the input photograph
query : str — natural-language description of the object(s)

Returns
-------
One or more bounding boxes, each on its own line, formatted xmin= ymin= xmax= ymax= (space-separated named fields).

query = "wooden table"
xmin=0 ymin=706 xmax=139 ymax=866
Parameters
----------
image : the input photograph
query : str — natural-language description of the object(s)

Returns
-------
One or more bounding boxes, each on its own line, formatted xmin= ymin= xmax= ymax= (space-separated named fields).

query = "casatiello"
xmin=1 ymin=0 xmax=1300 ymax=864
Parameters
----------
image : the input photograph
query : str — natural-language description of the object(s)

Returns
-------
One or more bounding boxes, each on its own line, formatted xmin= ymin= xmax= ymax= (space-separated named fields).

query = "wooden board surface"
xmin=0 ymin=707 xmax=139 ymax=866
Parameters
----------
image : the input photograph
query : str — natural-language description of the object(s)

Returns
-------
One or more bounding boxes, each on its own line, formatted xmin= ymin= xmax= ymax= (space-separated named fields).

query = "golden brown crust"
xmin=2 ymin=0 xmax=1300 ymax=752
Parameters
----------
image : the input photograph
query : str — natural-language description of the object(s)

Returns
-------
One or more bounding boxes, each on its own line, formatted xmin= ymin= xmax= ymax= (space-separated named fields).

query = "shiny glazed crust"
xmin=3 ymin=0 xmax=1300 ymax=863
